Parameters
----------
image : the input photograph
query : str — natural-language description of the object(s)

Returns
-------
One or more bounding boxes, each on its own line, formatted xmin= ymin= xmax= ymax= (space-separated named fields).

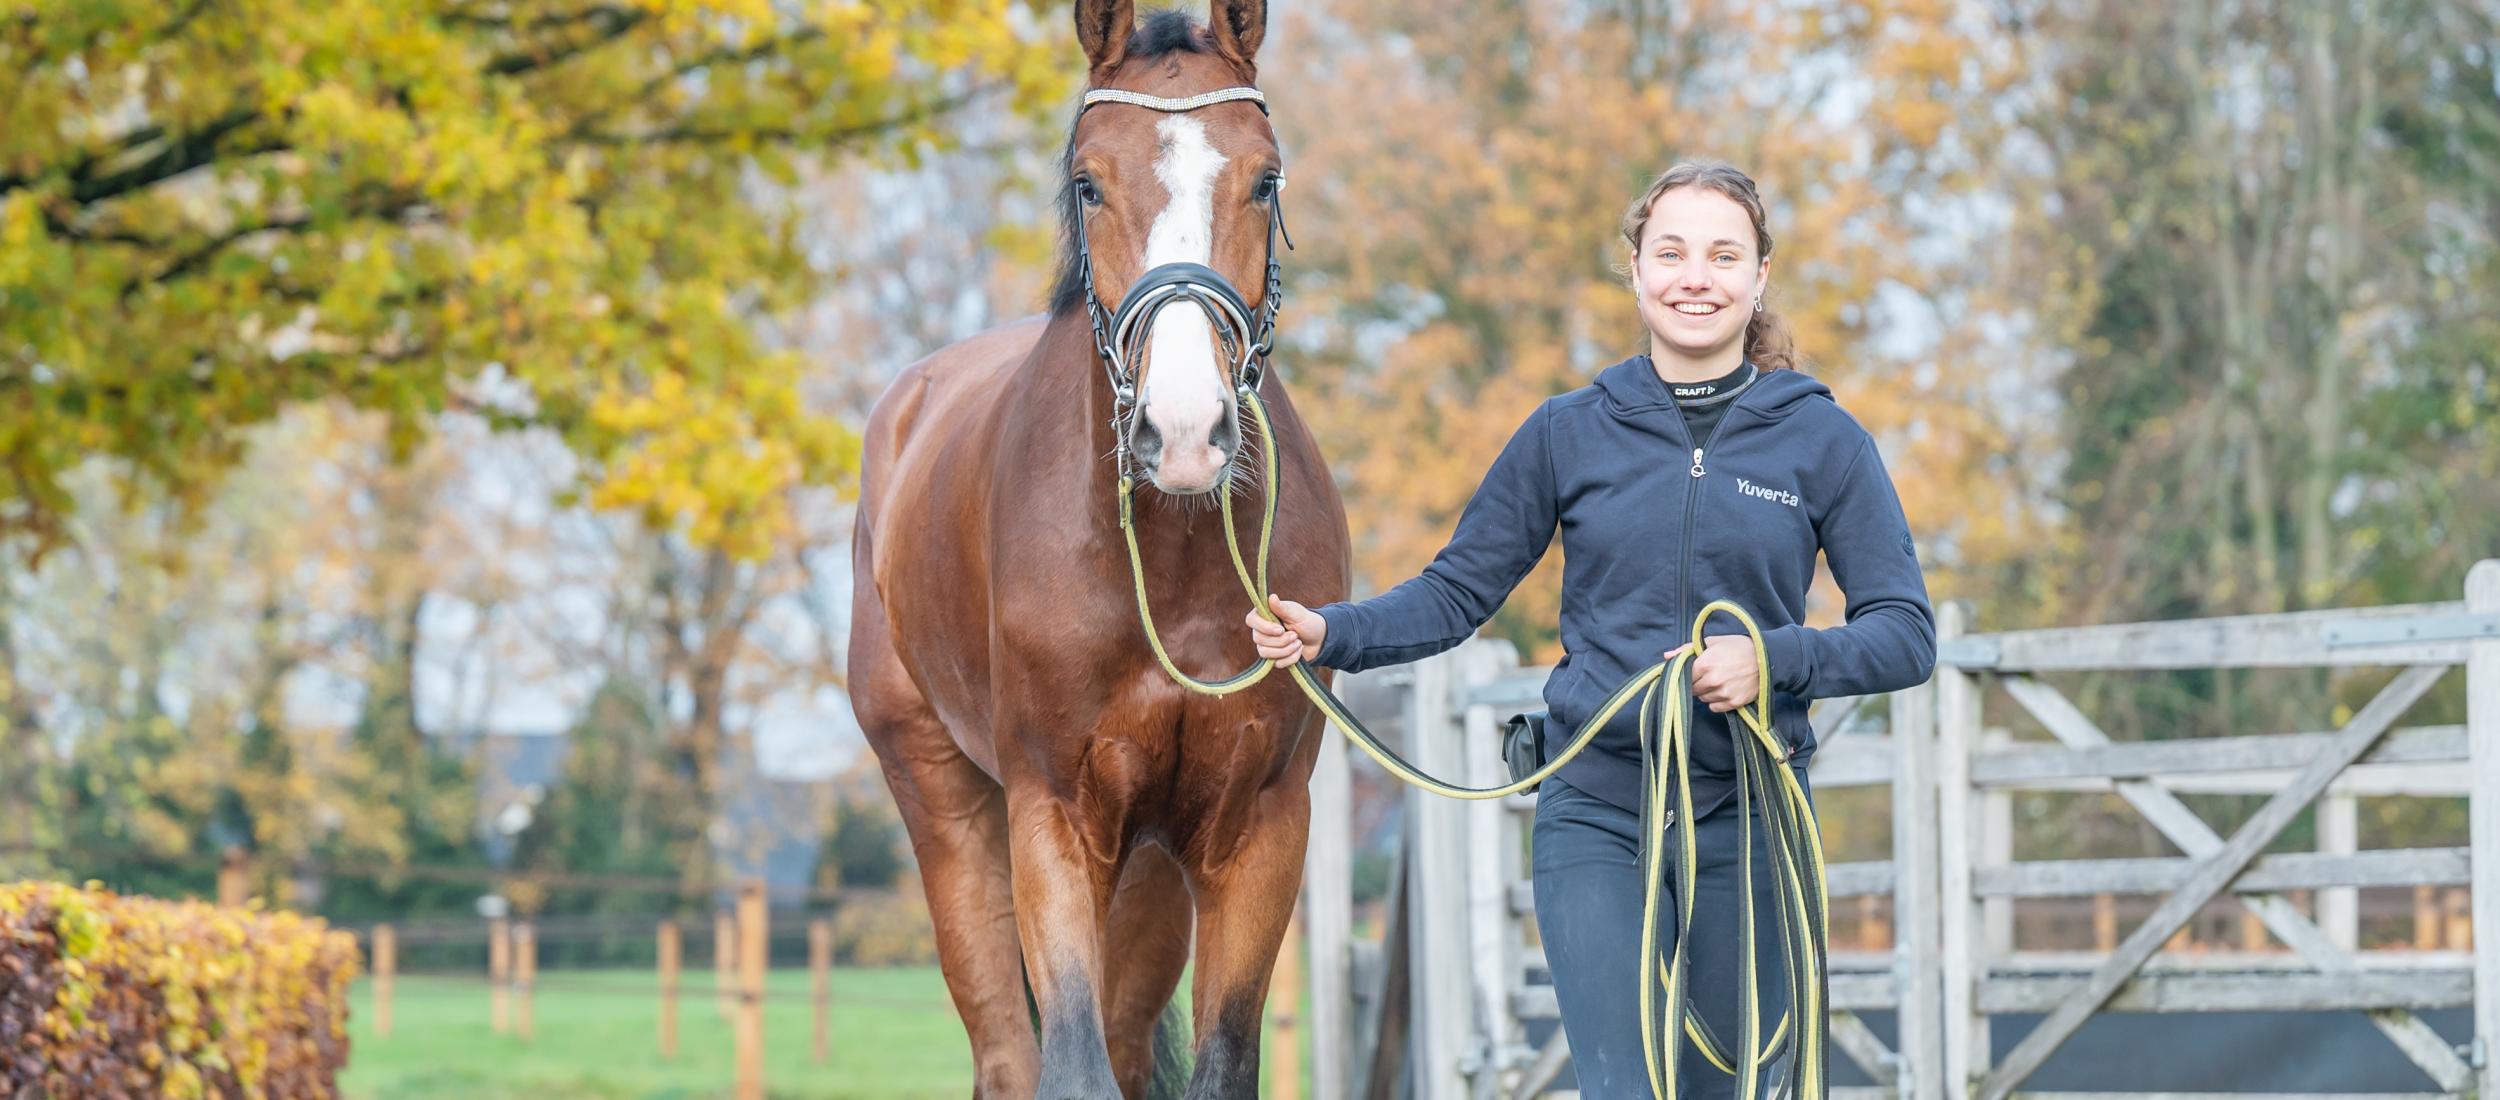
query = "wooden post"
xmin=1934 ymin=601 xmax=1984 ymax=1100
xmin=1304 ymin=711 xmax=1353 ymax=1100
xmin=1272 ymin=909 xmax=1304 ymax=1100
xmin=1892 ymin=641 xmax=1945 ymax=1100
xmin=371 ymin=924 xmax=396 ymax=1039
xmin=514 ymin=921 xmax=537 ymax=1041
xmin=1859 ymin=893 xmax=1883 ymax=951
xmin=2317 ymin=793 xmax=2360 ymax=950
xmin=810 ymin=918 xmax=832 ymax=1064
xmin=217 ymin=846 xmax=249 ymax=907
xmin=2465 ymin=558 xmax=2500 ymax=1100
xmin=2449 ymin=886 xmax=2474 ymax=951
xmin=659 ymin=920 xmax=682 ymax=1059
xmin=1458 ymin=641 xmax=1521 ymax=1100
xmin=1980 ymin=737 xmax=2014 ymax=955
xmin=489 ymin=917 xmax=512 ymax=1034
xmin=736 ymin=879 xmax=768 ymax=1100
xmin=715 ymin=908 xmax=736 ymax=1018
xmin=1406 ymin=647 xmax=1469 ymax=1100
xmin=2416 ymin=884 xmax=2440 ymax=950
xmin=2093 ymin=894 xmax=2117 ymax=953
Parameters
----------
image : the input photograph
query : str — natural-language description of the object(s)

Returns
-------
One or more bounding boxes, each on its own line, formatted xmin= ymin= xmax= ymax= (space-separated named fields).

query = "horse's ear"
xmin=1075 ymin=0 xmax=1134 ymax=74
xmin=1208 ymin=0 xmax=1266 ymax=67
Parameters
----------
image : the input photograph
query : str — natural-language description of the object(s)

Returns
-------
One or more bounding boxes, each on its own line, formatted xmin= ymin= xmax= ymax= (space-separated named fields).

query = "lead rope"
xmin=1119 ymin=386 xmax=1830 ymax=1100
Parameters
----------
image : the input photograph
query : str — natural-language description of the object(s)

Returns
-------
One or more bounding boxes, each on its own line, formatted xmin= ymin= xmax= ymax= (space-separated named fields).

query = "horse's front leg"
xmin=1180 ymin=779 xmax=1312 ymax=1100
xmin=1010 ymin=786 xmax=1127 ymax=1100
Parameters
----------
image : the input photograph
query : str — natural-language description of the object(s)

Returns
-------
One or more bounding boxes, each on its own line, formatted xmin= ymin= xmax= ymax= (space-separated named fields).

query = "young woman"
xmin=1246 ymin=162 xmax=1936 ymax=1098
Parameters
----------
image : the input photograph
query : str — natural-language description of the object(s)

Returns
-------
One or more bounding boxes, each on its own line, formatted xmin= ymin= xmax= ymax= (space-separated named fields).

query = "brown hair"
xmin=1617 ymin=161 xmax=1798 ymax=372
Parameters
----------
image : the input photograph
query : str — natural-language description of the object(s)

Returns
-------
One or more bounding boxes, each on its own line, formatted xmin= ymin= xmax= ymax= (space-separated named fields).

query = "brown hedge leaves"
xmin=0 ymin=882 xmax=359 ymax=1099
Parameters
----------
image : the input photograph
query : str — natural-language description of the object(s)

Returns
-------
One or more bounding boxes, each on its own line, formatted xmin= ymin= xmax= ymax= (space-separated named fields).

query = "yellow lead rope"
xmin=1122 ymin=388 xmax=1830 ymax=1100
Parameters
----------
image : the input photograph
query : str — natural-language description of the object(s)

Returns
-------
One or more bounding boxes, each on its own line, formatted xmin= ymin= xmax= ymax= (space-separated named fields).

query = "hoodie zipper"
xmin=1675 ymin=401 xmax=1741 ymax=690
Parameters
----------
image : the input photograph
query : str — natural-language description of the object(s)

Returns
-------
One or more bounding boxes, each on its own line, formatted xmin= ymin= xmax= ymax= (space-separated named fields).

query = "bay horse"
xmin=847 ymin=2 xmax=1350 ymax=1096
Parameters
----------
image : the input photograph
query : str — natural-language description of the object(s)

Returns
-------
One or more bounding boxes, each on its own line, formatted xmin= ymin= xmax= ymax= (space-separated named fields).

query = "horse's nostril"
xmin=1209 ymin=418 xmax=1238 ymax=454
xmin=1132 ymin=420 xmax=1163 ymax=466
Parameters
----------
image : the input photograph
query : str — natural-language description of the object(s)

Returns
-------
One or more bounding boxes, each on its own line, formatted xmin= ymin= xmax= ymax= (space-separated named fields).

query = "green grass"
xmin=340 ymin=964 xmax=1314 ymax=1099
xmin=341 ymin=967 xmax=973 ymax=1100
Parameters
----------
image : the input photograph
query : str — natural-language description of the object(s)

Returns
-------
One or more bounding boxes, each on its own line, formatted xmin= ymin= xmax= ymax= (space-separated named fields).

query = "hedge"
xmin=0 ymin=881 xmax=359 ymax=1099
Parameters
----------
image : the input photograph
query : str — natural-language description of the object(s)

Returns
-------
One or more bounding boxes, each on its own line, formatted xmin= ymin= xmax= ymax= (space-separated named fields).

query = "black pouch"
xmin=1503 ymin=710 xmax=1549 ymax=787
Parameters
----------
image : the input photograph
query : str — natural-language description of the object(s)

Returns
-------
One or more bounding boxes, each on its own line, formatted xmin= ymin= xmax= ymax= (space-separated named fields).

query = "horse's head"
xmin=1056 ymin=1 xmax=1283 ymax=497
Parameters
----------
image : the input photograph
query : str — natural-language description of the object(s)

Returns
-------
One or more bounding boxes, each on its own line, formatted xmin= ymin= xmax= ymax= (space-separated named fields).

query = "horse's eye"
xmin=1075 ymin=178 xmax=1103 ymax=207
xmin=1253 ymin=173 xmax=1282 ymax=202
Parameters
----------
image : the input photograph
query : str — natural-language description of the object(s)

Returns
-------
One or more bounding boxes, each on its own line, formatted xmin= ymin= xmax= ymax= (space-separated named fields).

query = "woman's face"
xmin=1630 ymin=187 xmax=1770 ymax=364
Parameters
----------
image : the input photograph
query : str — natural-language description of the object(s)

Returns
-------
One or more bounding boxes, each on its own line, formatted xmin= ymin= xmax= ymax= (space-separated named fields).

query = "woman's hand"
xmin=1664 ymin=634 xmax=1760 ymax=713
xmin=1247 ymin=594 xmax=1326 ymax=667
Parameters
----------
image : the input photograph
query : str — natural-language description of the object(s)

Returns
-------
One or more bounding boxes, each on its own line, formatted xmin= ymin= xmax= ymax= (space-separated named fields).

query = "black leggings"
xmin=1530 ymin=772 xmax=1815 ymax=1100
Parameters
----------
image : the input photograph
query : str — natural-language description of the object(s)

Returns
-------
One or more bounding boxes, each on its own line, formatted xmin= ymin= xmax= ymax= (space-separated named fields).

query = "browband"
xmin=1080 ymin=86 xmax=1268 ymax=114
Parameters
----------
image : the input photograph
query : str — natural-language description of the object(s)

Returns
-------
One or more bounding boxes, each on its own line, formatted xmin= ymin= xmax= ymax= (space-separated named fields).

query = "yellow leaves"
xmin=587 ymin=358 xmax=861 ymax=560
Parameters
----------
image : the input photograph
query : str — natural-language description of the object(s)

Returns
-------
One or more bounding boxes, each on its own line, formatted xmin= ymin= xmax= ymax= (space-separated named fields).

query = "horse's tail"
xmin=1147 ymin=995 xmax=1193 ymax=1100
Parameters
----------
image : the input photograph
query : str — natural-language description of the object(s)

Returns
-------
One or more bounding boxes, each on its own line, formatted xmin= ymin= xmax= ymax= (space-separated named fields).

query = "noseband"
xmin=1072 ymin=85 xmax=1292 ymax=470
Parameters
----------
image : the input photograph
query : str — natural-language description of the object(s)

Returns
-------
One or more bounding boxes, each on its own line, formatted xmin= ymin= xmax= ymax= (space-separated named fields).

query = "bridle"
xmin=1070 ymin=85 xmax=1292 ymax=474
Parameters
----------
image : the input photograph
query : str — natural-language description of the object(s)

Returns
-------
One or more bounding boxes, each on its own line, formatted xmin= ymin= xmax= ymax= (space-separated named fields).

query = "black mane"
xmin=1048 ymin=10 xmax=1217 ymax=317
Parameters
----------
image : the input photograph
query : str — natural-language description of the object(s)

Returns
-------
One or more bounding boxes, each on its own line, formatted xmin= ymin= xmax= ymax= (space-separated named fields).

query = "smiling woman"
xmin=1249 ymin=159 xmax=1935 ymax=1100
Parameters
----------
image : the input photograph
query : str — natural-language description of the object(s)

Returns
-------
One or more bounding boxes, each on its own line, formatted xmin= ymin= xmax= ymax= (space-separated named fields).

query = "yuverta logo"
xmin=1737 ymin=478 xmax=1799 ymax=508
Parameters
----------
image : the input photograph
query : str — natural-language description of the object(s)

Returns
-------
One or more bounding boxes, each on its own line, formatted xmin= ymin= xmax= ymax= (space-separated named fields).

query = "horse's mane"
xmin=1048 ymin=9 xmax=1217 ymax=317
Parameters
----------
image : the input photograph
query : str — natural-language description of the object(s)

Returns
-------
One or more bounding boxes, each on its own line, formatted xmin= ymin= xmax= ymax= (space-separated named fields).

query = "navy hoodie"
xmin=1310 ymin=356 xmax=1937 ymax=819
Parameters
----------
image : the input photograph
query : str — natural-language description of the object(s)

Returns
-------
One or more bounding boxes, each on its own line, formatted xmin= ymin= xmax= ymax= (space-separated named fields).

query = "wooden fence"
xmin=1300 ymin=559 xmax=2500 ymax=1100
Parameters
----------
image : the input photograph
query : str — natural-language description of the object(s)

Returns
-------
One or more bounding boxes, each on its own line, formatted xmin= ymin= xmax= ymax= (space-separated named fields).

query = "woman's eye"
xmin=1716 ymin=253 xmax=1738 ymax=263
xmin=1658 ymin=251 xmax=1680 ymax=262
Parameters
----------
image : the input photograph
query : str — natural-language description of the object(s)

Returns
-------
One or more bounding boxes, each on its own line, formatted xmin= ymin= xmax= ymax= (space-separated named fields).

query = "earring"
xmin=1753 ymin=297 xmax=1765 ymax=313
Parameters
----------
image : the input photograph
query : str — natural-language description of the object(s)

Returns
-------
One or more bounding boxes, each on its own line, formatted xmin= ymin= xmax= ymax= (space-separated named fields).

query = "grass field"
xmin=340 ymin=967 xmax=972 ymax=1099
xmin=340 ymin=965 xmax=1309 ymax=1099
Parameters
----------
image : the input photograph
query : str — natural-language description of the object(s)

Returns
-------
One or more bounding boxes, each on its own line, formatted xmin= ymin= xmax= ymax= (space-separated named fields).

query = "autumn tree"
xmin=2 ymin=0 xmax=1064 ymax=561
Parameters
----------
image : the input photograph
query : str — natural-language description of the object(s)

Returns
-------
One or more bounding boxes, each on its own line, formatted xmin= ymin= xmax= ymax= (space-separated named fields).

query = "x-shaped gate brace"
xmin=1970 ymin=663 xmax=2459 ymax=1100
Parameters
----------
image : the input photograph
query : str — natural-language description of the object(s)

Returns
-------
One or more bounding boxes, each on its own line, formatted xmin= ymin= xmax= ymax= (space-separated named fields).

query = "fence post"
xmin=1407 ymin=646 xmax=1469 ymax=1100
xmin=1461 ymin=641 xmax=1520 ymax=1100
xmin=716 ymin=908 xmax=736 ymax=1018
xmin=514 ymin=921 xmax=537 ymax=1041
xmin=659 ymin=919 xmax=682 ymax=1059
xmin=1892 ymin=648 xmax=1944 ymax=1100
xmin=736 ymin=878 xmax=767 ymax=1100
xmin=1304 ymin=708 xmax=1352 ymax=1100
xmin=2317 ymin=793 xmax=2360 ymax=950
xmin=216 ymin=847 xmax=249 ymax=908
xmin=490 ymin=916 xmax=512 ymax=1034
xmin=1273 ymin=907 xmax=1304 ymax=1100
xmin=811 ymin=917 xmax=833 ymax=1064
xmin=2467 ymin=558 xmax=2500 ymax=1097
xmin=1934 ymin=601 xmax=1983 ymax=1100
xmin=1980 ymin=731 xmax=2014 ymax=956
xmin=371 ymin=924 xmax=396 ymax=1039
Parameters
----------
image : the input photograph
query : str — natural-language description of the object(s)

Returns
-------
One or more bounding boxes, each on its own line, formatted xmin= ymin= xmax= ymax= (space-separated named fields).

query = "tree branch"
xmin=567 ymin=84 xmax=1005 ymax=150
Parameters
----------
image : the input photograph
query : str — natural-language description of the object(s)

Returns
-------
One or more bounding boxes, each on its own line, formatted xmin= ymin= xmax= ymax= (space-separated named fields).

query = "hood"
xmin=1594 ymin=355 xmax=1833 ymax=421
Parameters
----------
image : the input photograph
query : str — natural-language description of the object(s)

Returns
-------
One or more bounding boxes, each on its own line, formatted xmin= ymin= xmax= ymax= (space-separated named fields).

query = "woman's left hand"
xmin=1664 ymin=634 xmax=1760 ymax=713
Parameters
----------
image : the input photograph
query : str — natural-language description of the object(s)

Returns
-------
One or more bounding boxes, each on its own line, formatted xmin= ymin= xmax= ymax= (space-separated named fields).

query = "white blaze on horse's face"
xmin=1132 ymin=113 xmax=1238 ymax=495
